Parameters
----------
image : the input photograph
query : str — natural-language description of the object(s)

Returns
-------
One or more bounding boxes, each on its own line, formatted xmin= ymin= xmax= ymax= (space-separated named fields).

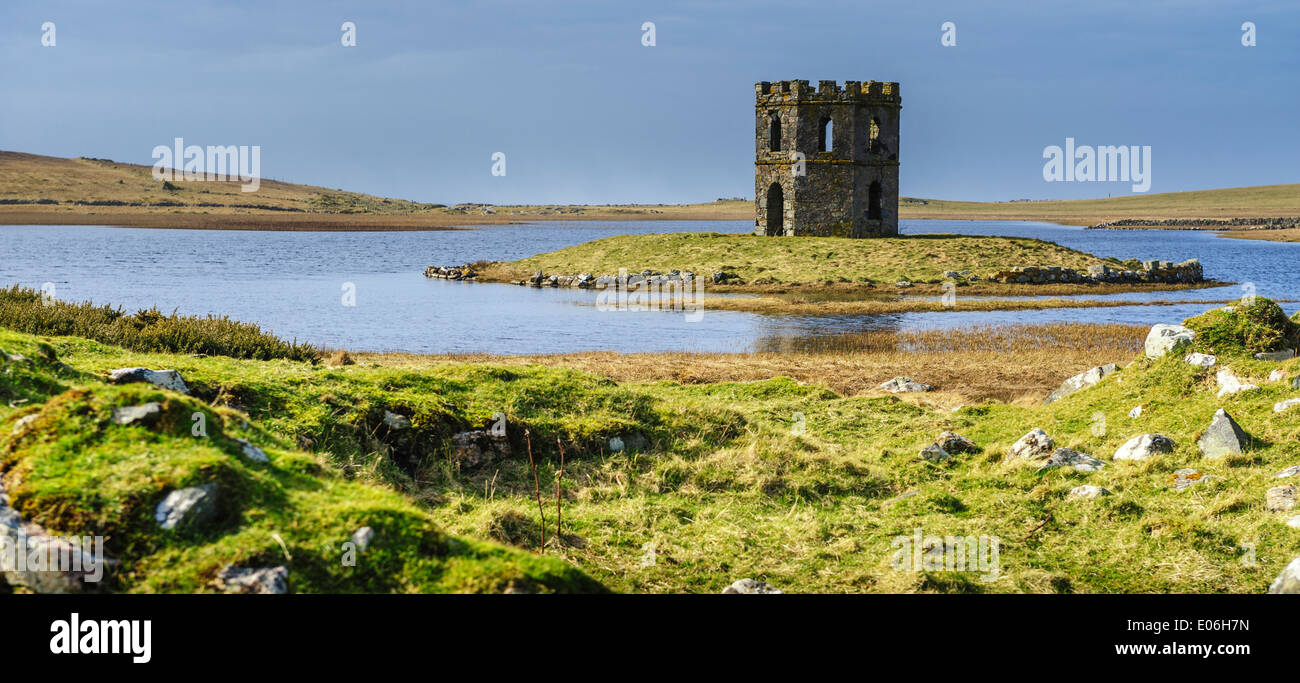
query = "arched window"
xmin=765 ymin=183 xmax=784 ymax=236
xmin=868 ymin=181 xmax=882 ymax=220
xmin=819 ymin=117 xmax=833 ymax=152
xmin=868 ymin=117 xmax=880 ymax=154
xmin=768 ymin=114 xmax=781 ymax=152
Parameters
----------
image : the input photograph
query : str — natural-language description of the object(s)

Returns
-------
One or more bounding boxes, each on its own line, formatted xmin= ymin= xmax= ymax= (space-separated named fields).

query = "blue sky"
xmin=2 ymin=0 xmax=1297 ymax=204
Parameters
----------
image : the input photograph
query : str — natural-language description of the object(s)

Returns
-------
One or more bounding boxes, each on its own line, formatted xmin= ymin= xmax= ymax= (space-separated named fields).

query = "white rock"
xmin=1269 ymin=369 xmax=1287 ymax=382
xmin=1113 ymin=433 xmax=1175 ymax=461
xmin=1044 ymin=363 xmax=1119 ymax=404
xmin=351 ymin=526 xmax=374 ymax=552
xmin=1276 ymin=465 xmax=1300 ymax=478
xmin=1006 ymin=429 xmax=1054 ymax=461
xmin=879 ymin=376 xmax=932 ymax=393
xmin=722 ymin=578 xmax=782 ymax=594
xmin=1144 ymin=324 xmax=1195 ymax=359
xmin=1184 ymin=353 xmax=1216 ymax=368
xmin=1274 ymin=398 xmax=1300 ymax=413
xmin=108 ymin=367 xmax=190 ymax=394
xmin=1215 ymin=368 xmax=1260 ymax=397
xmin=1287 ymin=515 xmax=1300 ymax=529
xmin=10 ymin=413 xmax=38 ymax=436
xmin=1068 ymin=485 xmax=1111 ymax=499
xmin=1270 ymin=556 xmax=1300 ymax=593
xmin=1128 ymin=405 xmax=1143 ymax=419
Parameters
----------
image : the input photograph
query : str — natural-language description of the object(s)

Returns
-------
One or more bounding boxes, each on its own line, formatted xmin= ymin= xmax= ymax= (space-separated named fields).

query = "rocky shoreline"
xmin=426 ymin=259 xmax=1205 ymax=287
xmin=425 ymin=265 xmax=720 ymax=289
xmin=1087 ymin=217 xmax=1300 ymax=231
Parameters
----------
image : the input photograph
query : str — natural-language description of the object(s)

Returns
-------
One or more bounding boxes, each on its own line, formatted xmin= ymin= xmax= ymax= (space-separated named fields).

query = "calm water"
xmin=0 ymin=220 xmax=1296 ymax=354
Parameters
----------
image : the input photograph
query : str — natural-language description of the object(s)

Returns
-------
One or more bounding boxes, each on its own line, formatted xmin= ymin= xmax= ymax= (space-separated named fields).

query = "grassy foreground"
xmin=3 ymin=302 xmax=1299 ymax=593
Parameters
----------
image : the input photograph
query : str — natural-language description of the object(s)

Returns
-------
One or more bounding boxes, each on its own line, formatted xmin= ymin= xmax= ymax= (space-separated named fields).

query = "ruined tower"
xmin=755 ymin=80 xmax=900 ymax=237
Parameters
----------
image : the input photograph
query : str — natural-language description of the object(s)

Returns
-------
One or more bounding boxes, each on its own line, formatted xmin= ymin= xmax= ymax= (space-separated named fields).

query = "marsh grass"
xmin=0 ymin=285 xmax=316 ymax=361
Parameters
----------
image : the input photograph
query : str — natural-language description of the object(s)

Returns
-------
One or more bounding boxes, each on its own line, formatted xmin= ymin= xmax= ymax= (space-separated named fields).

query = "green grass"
xmin=0 ymin=333 xmax=602 ymax=593
xmin=491 ymin=232 xmax=1125 ymax=286
xmin=0 ymin=285 xmax=317 ymax=361
xmin=2 ymin=301 xmax=1299 ymax=593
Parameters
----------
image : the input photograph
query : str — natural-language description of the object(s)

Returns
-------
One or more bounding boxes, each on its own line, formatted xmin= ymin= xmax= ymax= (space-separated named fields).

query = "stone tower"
xmin=754 ymin=80 xmax=900 ymax=237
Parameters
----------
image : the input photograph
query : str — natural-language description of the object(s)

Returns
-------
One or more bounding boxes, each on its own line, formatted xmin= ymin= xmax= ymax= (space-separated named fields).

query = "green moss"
xmin=1184 ymin=297 xmax=1300 ymax=355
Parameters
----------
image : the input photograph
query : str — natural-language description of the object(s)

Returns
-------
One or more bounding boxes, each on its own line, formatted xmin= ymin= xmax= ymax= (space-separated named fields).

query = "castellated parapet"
xmin=755 ymin=79 xmax=901 ymax=238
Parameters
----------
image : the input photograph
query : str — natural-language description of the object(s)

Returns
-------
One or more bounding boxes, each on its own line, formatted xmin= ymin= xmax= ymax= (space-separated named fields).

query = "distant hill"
xmin=1 ymin=150 xmax=1297 ymax=233
xmin=899 ymin=184 xmax=1300 ymax=225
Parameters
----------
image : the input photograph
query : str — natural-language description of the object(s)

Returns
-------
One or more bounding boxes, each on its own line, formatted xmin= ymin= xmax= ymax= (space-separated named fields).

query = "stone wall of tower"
xmin=754 ymin=80 xmax=900 ymax=238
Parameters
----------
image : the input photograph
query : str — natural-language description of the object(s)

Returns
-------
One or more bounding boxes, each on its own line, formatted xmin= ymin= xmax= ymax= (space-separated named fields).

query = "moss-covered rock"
xmin=1183 ymin=297 xmax=1300 ymax=355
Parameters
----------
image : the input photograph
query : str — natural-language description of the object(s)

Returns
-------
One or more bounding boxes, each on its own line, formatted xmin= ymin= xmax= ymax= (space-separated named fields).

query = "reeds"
xmin=0 ymin=284 xmax=316 ymax=361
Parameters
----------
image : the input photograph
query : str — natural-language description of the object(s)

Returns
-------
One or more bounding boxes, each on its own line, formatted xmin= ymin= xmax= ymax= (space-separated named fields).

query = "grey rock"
xmin=1254 ymin=349 xmax=1296 ymax=362
xmin=1068 ymin=485 xmax=1111 ymax=499
xmin=216 ymin=565 xmax=288 ymax=594
xmin=1268 ymin=556 xmax=1300 ymax=593
xmin=1113 ymin=433 xmax=1175 ymax=461
xmin=879 ymin=376 xmax=932 ymax=393
xmin=1266 ymin=485 xmax=1297 ymax=513
xmin=1144 ymin=324 xmax=1195 ymax=359
xmin=111 ymin=402 xmax=162 ymax=427
xmin=936 ymin=431 xmax=978 ymax=454
xmin=108 ymin=367 xmax=190 ymax=394
xmin=1197 ymin=409 xmax=1249 ymax=459
xmin=155 ymin=484 xmax=219 ymax=530
xmin=233 ymin=438 xmax=270 ymax=463
xmin=1184 ymin=353 xmax=1216 ymax=368
xmin=1044 ymin=363 xmax=1119 ymax=404
xmin=1006 ymin=428 xmax=1054 ymax=461
xmin=382 ymin=410 xmax=411 ymax=430
xmin=919 ymin=443 xmax=950 ymax=463
xmin=1039 ymin=448 xmax=1105 ymax=473
xmin=722 ymin=578 xmax=782 ymax=594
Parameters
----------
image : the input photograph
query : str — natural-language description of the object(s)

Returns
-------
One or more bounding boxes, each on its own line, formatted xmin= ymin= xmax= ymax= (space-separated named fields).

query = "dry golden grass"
xmin=358 ymin=323 xmax=1147 ymax=405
